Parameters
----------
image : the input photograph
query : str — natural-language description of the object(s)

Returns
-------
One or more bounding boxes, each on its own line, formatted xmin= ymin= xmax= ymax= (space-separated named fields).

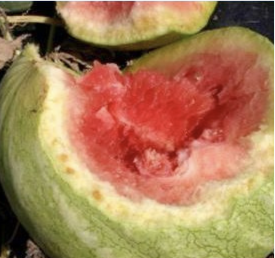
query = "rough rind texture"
xmin=56 ymin=1 xmax=217 ymax=50
xmin=0 ymin=27 xmax=273 ymax=258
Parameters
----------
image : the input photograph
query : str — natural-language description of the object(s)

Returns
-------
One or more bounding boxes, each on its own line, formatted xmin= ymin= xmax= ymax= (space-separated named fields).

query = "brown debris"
xmin=0 ymin=35 xmax=28 ymax=69
xmin=25 ymin=240 xmax=46 ymax=258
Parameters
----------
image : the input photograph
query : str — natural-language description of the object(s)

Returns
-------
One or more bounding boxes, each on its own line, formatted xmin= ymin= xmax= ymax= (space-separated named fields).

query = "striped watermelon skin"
xmin=0 ymin=27 xmax=273 ymax=258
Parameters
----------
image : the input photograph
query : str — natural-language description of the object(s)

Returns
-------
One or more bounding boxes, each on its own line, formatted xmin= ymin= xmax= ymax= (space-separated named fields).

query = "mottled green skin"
xmin=0 ymin=50 xmax=147 ymax=258
xmin=0 ymin=28 xmax=274 ymax=258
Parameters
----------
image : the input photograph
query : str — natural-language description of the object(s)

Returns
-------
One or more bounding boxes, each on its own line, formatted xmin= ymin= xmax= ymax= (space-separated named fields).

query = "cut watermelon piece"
xmin=68 ymin=57 xmax=266 ymax=205
xmin=0 ymin=27 xmax=273 ymax=258
xmin=56 ymin=1 xmax=217 ymax=50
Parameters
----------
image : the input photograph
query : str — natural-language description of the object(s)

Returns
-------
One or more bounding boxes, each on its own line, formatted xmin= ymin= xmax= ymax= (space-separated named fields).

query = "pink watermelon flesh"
xmin=67 ymin=2 xmax=134 ymax=23
xmin=64 ymin=2 xmax=202 ymax=23
xmin=67 ymin=50 xmax=268 ymax=205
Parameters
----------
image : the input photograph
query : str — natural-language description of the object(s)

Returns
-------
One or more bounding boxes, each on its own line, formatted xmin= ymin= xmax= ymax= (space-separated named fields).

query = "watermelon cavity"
xmin=68 ymin=49 xmax=268 ymax=205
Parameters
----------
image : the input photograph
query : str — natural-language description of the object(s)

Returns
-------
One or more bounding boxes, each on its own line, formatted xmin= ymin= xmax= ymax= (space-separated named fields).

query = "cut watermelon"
xmin=0 ymin=27 xmax=273 ymax=258
xmin=56 ymin=1 xmax=217 ymax=50
xmin=68 ymin=55 xmax=266 ymax=205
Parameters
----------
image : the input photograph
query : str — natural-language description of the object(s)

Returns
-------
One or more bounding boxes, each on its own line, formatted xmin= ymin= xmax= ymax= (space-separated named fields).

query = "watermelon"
xmin=56 ymin=1 xmax=217 ymax=50
xmin=0 ymin=1 xmax=33 ymax=13
xmin=0 ymin=27 xmax=273 ymax=258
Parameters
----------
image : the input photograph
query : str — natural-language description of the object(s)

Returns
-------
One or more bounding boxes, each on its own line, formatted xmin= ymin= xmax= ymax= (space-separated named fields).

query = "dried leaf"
xmin=0 ymin=35 xmax=27 ymax=69
xmin=0 ymin=245 xmax=11 ymax=258
xmin=25 ymin=240 xmax=46 ymax=258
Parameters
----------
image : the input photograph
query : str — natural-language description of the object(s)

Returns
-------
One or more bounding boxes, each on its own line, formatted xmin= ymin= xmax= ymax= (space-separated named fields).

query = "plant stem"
xmin=0 ymin=10 xmax=13 ymax=40
xmin=4 ymin=15 xmax=63 ymax=54
xmin=6 ymin=15 xmax=62 ymax=26
xmin=46 ymin=23 xmax=56 ymax=54
xmin=6 ymin=221 xmax=20 ymax=245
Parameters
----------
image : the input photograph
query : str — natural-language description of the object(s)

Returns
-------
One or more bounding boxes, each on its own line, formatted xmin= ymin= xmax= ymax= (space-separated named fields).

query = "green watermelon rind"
xmin=0 ymin=27 xmax=273 ymax=258
xmin=0 ymin=1 xmax=33 ymax=13
xmin=56 ymin=1 xmax=217 ymax=50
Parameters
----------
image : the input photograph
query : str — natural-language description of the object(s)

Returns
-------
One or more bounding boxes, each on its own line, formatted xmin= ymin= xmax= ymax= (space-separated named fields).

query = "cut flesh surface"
xmin=67 ymin=44 xmax=269 ymax=205
xmin=56 ymin=1 xmax=217 ymax=49
xmin=61 ymin=2 xmax=204 ymax=23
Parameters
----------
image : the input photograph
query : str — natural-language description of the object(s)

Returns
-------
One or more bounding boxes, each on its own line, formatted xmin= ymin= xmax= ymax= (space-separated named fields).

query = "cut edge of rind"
xmin=56 ymin=1 xmax=217 ymax=50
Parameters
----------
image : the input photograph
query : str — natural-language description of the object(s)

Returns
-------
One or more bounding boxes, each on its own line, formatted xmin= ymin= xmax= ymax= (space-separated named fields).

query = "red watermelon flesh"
xmin=67 ymin=50 xmax=268 ymax=205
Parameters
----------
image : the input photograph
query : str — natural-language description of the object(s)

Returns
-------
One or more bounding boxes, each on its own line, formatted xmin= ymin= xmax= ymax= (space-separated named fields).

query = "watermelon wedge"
xmin=0 ymin=27 xmax=273 ymax=258
xmin=56 ymin=1 xmax=217 ymax=50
